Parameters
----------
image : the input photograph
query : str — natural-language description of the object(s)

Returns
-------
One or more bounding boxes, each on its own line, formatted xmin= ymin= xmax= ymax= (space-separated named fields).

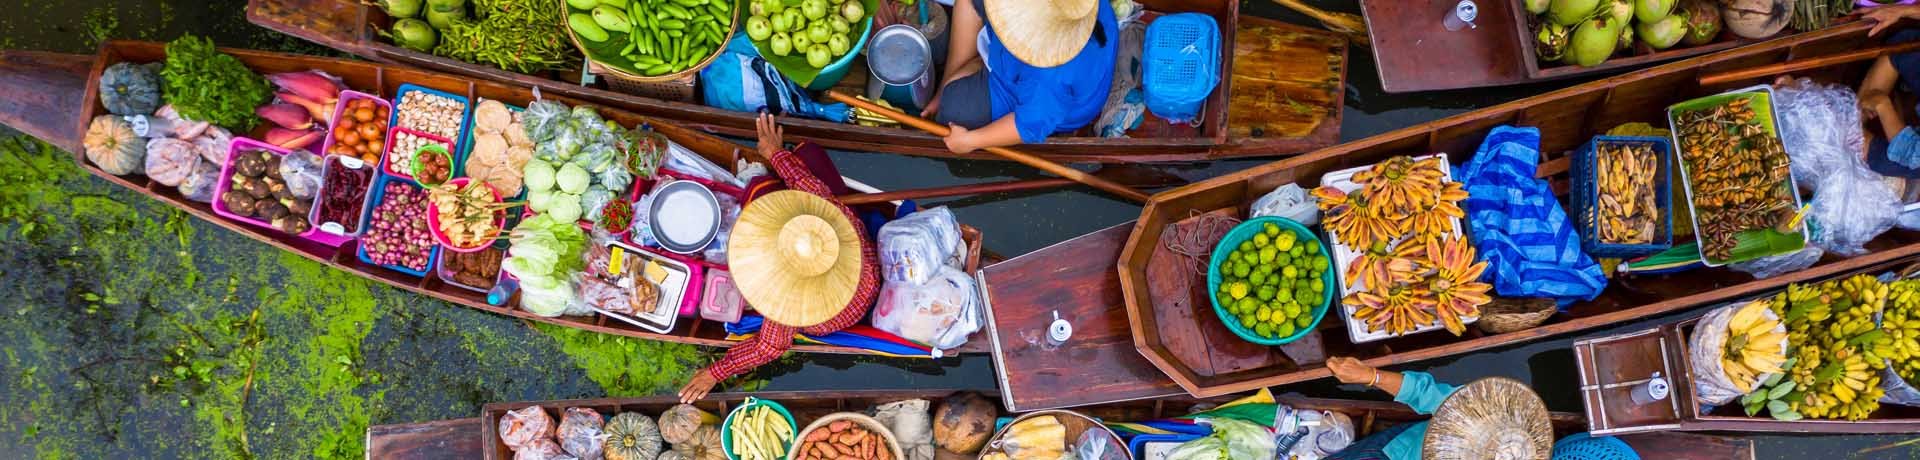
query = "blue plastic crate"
xmin=1570 ymin=135 xmax=1674 ymax=259
xmin=356 ymin=174 xmax=442 ymax=277
xmin=1129 ymin=433 xmax=1203 ymax=459
xmin=386 ymin=83 xmax=474 ymax=184
xmin=1142 ymin=13 xmax=1220 ymax=123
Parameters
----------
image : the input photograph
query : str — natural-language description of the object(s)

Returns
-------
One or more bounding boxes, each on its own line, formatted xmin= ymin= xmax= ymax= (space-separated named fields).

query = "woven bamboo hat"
xmin=1423 ymin=377 xmax=1554 ymax=460
xmin=983 ymin=0 xmax=1100 ymax=68
xmin=729 ymin=190 xmax=864 ymax=327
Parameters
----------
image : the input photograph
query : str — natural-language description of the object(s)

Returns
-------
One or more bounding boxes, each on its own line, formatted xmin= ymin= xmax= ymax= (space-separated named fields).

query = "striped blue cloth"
xmin=1458 ymin=126 xmax=1608 ymax=308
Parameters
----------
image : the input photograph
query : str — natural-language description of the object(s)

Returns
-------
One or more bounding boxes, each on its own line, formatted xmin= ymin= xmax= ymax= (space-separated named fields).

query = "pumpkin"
xmin=655 ymin=451 xmax=688 ymax=460
xmin=100 ymin=62 xmax=164 ymax=116
xmin=605 ymin=412 xmax=665 ymax=460
xmin=559 ymin=407 xmax=609 ymax=460
xmin=85 ymin=115 xmax=146 ymax=176
xmin=674 ymin=425 xmax=725 ymax=460
xmin=658 ymin=404 xmax=710 ymax=446
xmin=499 ymin=406 xmax=557 ymax=451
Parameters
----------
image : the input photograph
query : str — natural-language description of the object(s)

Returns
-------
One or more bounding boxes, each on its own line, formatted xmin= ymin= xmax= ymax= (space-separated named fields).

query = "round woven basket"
xmin=786 ymin=412 xmax=904 ymax=460
xmin=557 ymin=0 xmax=740 ymax=83
xmin=1474 ymin=298 xmax=1556 ymax=335
xmin=978 ymin=410 xmax=1123 ymax=459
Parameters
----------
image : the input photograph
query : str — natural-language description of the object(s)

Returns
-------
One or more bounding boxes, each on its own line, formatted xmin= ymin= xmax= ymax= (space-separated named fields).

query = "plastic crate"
xmin=1142 ymin=13 xmax=1221 ymax=123
xmin=1570 ymin=135 xmax=1675 ymax=259
xmin=355 ymin=174 xmax=441 ymax=277
xmin=316 ymin=89 xmax=390 ymax=164
xmin=212 ymin=137 xmax=342 ymax=245
xmin=387 ymin=84 xmax=472 ymax=178
xmin=459 ymin=98 xmax=528 ymax=200
xmin=1130 ymin=433 xmax=1203 ymax=460
xmin=307 ymin=153 xmax=378 ymax=242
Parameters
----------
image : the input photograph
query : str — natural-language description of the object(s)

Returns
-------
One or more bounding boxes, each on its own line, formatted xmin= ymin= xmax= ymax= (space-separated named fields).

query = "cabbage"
xmin=525 ymin=160 xmax=557 ymax=192
xmin=557 ymin=163 xmax=591 ymax=194
xmin=520 ymin=283 xmax=574 ymax=317
xmin=1165 ymin=437 xmax=1225 ymax=460
xmin=581 ymin=186 xmax=615 ymax=223
xmin=548 ymin=194 xmax=584 ymax=223
xmin=1204 ymin=419 xmax=1275 ymax=460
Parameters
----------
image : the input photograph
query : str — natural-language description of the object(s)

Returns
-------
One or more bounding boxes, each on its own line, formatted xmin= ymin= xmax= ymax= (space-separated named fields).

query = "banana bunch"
xmin=997 ymin=416 xmax=1065 ymax=459
xmin=1795 ymin=351 xmax=1884 ymax=421
xmin=1761 ymin=274 xmax=1892 ymax=420
xmin=1722 ymin=300 xmax=1787 ymax=392
xmin=848 ymin=96 xmax=903 ymax=127
xmin=1886 ymin=280 xmax=1920 ymax=382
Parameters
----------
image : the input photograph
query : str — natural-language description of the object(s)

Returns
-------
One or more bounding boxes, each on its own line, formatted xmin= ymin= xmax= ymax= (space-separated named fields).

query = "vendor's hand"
xmin=756 ymin=112 xmax=785 ymax=159
xmin=943 ymin=124 xmax=974 ymax=154
xmin=678 ymin=371 xmax=721 ymax=404
xmin=1867 ymin=5 xmax=1920 ymax=36
xmin=1327 ymin=357 xmax=1378 ymax=386
xmin=920 ymin=90 xmax=944 ymax=118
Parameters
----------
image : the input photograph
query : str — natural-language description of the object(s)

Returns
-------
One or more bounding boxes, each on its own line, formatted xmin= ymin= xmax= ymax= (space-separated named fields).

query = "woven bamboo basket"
xmin=1474 ymin=297 xmax=1556 ymax=334
xmin=559 ymin=0 xmax=741 ymax=102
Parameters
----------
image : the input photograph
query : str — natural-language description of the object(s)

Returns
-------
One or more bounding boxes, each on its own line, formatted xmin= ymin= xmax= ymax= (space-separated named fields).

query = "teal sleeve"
xmin=1394 ymin=371 xmax=1458 ymax=415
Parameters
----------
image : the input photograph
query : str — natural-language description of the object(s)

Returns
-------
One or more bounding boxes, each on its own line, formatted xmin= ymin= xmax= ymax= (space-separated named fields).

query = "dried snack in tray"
xmin=557 ymin=407 xmax=608 ymax=460
xmin=577 ymin=274 xmax=635 ymax=315
xmin=1675 ymin=98 xmax=1796 ymax=261
xmin=1594 ymin=142 xmax=1660 ymax=244
xmin=500 ymin=406 xmax=557 ymax=451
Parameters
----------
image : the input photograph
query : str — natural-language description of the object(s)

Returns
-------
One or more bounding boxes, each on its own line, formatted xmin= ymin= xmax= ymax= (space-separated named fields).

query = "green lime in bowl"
xmin=1206 ymin=216 xmax=1336 ymax=346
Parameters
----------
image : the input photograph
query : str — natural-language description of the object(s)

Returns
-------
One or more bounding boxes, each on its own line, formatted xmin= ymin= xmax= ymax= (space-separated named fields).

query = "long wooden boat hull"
xmin=365 ymin=389 xmax=1754 ymax=460
xmin=245 ymin=0 xmax=1348 ymax=163
xmin=0 ymin=41 xmax=990 ymax=356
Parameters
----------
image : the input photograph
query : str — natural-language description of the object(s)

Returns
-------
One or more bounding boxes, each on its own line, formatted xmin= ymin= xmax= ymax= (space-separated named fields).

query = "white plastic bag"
xmin=873 ymin=399 xmax=934 ymax=460
xmin=1249 ymin=184 xmax=1319 ymax=226
xmin=279 ymin=148 xmax=326 ymax=200
xmin=1730 ymin=247 xmax=1822 ymax=280
xmin=878 ymin=207 xmax=965 ymax=285
xmin=872 ymin=267 xmax=982 ymax=351
xmin=1774 ymin=79 xmax=1902 ymax=256
xmin=1688 ymin=303 xmax=1777 ymax=405
xmin=1074 ymin=429 xmax=1126 ymax=460
xmin=702 ymin=194 xmax=741 ymax=264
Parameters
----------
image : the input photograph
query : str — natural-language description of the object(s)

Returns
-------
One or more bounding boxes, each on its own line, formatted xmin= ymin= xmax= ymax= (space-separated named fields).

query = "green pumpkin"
xmin=605 ymin=412 xmax=665 ymax=460
xmin=99 ymin=62 xmax=163 ymax=116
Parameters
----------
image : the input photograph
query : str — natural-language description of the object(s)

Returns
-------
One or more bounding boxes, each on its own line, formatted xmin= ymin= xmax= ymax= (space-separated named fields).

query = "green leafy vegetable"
xmin=160 ymin=34 xmax=272 ymax=130
xmin=503 ymin=214 xmax=588 ymax=317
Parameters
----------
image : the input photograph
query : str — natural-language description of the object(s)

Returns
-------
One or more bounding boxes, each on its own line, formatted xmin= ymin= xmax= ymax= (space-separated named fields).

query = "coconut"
xmin=932 ymin=393 xmax=996 ymax=454
xmin=1568 ymin=16 xmax=1624 ymax=67
xmin=1723 ymin=0 xmax=1792 ymax=39
xmin=1617 ymin=24 xmax=1635 ymax=54
xmin=1537 ymin=23 xmax=1572 ymax=62
xmin=1550 ymin=0 xmax=1602 ymax=26
xmin=1605 ymin=0 xmax=1634 ymax=23
xmin=1638 ymin=15 xmax=1688 ymax=49
xmin=1634 ymin=0 xmax=1675 ymax=22
xmin=1680 ymin=0 xmax=1721 ymax=45
xmin=1528 ymin=0 xmax=1552 ymax=15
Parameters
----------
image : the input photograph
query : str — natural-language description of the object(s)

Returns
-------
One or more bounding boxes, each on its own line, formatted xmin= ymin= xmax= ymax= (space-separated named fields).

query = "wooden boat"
xmin=362 ymin=389 xmax=1755 ymax=460
xmin=0 ymin=41 xmax=994 ymax=356
xmin=245 ymin=0 xmax=1349 ymax=163
xmin=1576 ymin=272 xmax=1920 ymax=435
xmin=964 ymin=20 xmax=1920 ymax=406
xmin=1356 ymin=0 xmax=1812 ymax=93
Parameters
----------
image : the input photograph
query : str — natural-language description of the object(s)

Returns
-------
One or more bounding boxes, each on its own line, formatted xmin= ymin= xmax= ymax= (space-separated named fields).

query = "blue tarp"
xmin=1458 ymin=126 xmax=1608 ymax=308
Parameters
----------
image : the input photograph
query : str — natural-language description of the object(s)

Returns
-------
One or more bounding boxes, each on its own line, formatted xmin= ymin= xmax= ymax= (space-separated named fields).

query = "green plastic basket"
xmin=721 ymin=396 xmax=796 ymax=460
xmin=408 ymin=143 xmax=454 ymax=188
xmin=1205 ymin=216 xmax=1335 ymax=346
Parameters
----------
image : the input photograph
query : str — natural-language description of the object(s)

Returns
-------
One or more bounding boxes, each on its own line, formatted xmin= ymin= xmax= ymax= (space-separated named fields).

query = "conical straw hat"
xmin=983 ymin=0 xmax=1100 ymax=68
xmin=729 ymin=190 xmax=865 ymax=327
xmin=1423 ymin=377 xmax=1554 ymax=460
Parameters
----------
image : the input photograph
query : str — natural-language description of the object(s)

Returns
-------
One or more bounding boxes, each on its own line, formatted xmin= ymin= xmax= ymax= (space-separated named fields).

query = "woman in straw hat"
xmin=917 ymin=0 xmax=1118 ymax=153
xmin=678 ymin=114 xmax=883 ymax=403
xmin=1324 ymin=357 xmax=1561 ymax=460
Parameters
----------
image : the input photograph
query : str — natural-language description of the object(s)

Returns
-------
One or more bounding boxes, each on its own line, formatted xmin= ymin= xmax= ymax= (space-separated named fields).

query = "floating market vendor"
xmin=678 ymin=114 xmax=882 ymax=403
xmin=917 ymin=0 xmax=1118 ymax=153
xmin=1858 ymin=6 xmax=1920 ymax=177
xmin=1324 ymin=357 xmax=1640 ymax=460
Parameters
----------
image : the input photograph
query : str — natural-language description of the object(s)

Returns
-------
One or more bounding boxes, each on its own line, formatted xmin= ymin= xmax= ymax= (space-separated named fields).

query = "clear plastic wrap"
xmin=872 ymin=267 xmax=982 ymax=351
xmin=581 ymin=186 xmax=616 ymax=225
xmin=1074 ymin=430 xmax=1126 ymax=460
xmin=515 ymin=438 xmax=578 ymax=460
xmin=500 ymin=406 xmax=557 ymax=451
xmin=878 ymin=207 xmax=965 ymax=285
xmin=663 ymin=142 xmax=742 ymax=187
xmin=144 ymin=137 xmax=200 ymax=186
xmin=1774 ymin=79 xmax=1902 ymax=256
xmin=1689 ymin=304 xmax=1766 ymax=405
xmin=524 ymin=101 xmax=571 ymax=143
xmin=279 ymin=149 xmax=325 ymax=200
xmin=1730 ymin=247 xmax=1823 ymax=279
xmin=194 ymin=126 xmax=233 ymax=165
xmin=701 ymin=194 xmax=740 ymax=264
xmin=874 ymin=399 xmax=934 ymax=460
xmin=176 ymin=159 xmax=221 ymax=203
xmin=557 ymin=407 xmax=608 ymax=460
xmin=1249 ymin=183 xmax=1320 ymax=226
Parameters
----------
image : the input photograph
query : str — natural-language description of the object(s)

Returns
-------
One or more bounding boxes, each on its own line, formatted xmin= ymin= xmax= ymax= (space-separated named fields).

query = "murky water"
xmin=0 ymin=0 xmax=1915 ymax=458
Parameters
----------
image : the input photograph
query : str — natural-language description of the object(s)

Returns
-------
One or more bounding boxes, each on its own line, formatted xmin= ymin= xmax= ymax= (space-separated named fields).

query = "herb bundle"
xmin=160 ymin=35 xmax=272 ymax=130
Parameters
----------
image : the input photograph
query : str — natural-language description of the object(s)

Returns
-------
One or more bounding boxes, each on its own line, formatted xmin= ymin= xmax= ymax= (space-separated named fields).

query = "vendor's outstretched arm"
xmin=945 ymin=115 xmax=1023 ymax=153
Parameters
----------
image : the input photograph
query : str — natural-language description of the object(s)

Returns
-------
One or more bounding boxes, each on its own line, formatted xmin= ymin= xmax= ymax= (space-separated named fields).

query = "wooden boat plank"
xmin=1575 ymin=328 xmax=1684 ymax=435
xmin=1145 ymin=209 xmax=1288 ymax=377
xmin=244 ymin=0 xmax=1349 ymax=162
xmin=6 ymin=41 xmax=991 ymax=357
xmin=1617 ymin=432 xmax=1754 ymax=460
xmin=1221 ymin=15 xmax=1348 ymax=164
xmin=980 ymin=224 xmax=1186 ymax=412
xmin=1356 ymin=0 xmax=1530 ymax=93
xmin=0 ymin=50 xmax=93 ymax=152
xmin=365 ymin=417 xmax=483 ymax=460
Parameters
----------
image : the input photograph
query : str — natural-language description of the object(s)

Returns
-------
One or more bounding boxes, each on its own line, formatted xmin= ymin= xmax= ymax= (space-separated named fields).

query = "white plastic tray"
xmin=1321 ymin=153 xmax=1476 ymax=343
xmin=1663 ymin=85 xmax=1809 ymax=267
xmin=593 ymin=242 xmax=691 ymax=334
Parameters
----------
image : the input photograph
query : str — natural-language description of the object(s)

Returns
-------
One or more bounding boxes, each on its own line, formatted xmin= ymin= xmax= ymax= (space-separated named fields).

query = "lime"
xmin=1277 ymin=253 xmax=1293 ymax=267
xmin=1240 ymin=250 xmax=1257 ymax=264
xmin=1279 ymin=322 xmax=1296 ymax=337
xmin=1306 ymin=243 xmax=1320 ymax=255
xmin=1256 ymin=286 xmax=1275 ymax=301
xmin=1289 ymin=246 xmax=1304 ymax=258
xmin=1238 ymin=312 xmax=1257 ymax=326
xmin=1295 ymin=314 xmax=1312 ymax=328
xmin=1310 ymin=279 xmax=1325 ymax=293
xmin=1250 ymin=271 xmax=1268 ymax=285
xmin=1312 ymin=256 xmax=1329 ymax=272
xmin=1253 ymin=233 xmax=1270 ymax=246
xmin=1238 ymin=241 xmax=1254 ymax=252
xmin=1295 ymin=289 xmax=1316 ymax=305
xmin=1229 ymin=282 xmax=1249 ymax=299
xmin=1259 ymin=247 xmax=1277 ymax=263
xmin=1277 ymin=231 xmax=1297 ymax=251
xmin=1236 ymin=297 xmax=1258 ymax=312
xmin=1264 ymin=223 xmax=1280 ymax=236
xmin=1216 ymin=291 xmax=1233 ymax=306
xmin=1234 ymin=264 xmax=1251 ymax=278
xmin=1283 ymin=266 xmax=1299 ymax=279
xmin=1256 ymin=323 xmax=1274 ymax=337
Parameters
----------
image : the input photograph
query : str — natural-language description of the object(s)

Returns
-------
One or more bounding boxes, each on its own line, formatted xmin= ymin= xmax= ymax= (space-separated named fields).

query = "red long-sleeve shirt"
xmin=704 ymin=148 xmax=879 ymax=381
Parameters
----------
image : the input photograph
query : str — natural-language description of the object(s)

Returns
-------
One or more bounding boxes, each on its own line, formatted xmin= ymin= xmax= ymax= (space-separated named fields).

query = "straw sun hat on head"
xmin=729 ymin=190 xmax=866 ymax=328
xmin=1423 ymin=377 xmax=1555 ymax=460
xmin=983 ymin=0 xmax=1100 ymax=68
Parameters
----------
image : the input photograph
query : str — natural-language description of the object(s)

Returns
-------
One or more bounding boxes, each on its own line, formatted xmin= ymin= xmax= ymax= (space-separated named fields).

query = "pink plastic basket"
xmin=426 ymin=178 xmax=507 ymax=253
xmin=316 ymin=90 xmax=391 ymax=164
xmin=381 ymin=127 xmax=452 ymax=182
xmin=212 ymin=137 xmax=349 ymax=246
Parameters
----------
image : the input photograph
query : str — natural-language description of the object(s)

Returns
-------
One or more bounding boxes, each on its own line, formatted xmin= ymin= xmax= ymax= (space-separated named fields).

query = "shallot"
xmin=364 ymin=182 xmax=435 ymax=270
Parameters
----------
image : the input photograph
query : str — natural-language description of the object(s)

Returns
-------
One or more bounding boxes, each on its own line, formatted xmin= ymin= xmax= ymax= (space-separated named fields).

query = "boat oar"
xmin=1268 ymin=0 xmax=1370 ymax=47
xmin=1697 ymin=40 xmax=1920 ymax=86
xmin=837 ymin=164 xmax=1187 ymax=205
xmin=823 ymin=90 xmax=1154 ymax=203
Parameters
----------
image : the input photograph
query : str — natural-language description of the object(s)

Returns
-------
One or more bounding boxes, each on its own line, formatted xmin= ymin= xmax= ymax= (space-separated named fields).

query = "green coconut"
xmin=1550 ymin=0 xmax=1603 ymax=26
xmin=1638 ymin=14 xmax=1688 ymax=49
xmin=1634 ymin=0 xmax=1675 ymax=22
xmin=1606 ymin=0 xmax=1635 ymax=23
xmin=1568 ymin=16 xmax=1624 ymax=67
xmin=1680 ymin=0 xmax=1722 ymax=45
xmin=1537 ymin=23 xmax=1571 ymax=62
xmin=1617 ymin=23 xmax=1635 ymax=52
xmin=1528 ymin=0 xmax=1553 ymax=15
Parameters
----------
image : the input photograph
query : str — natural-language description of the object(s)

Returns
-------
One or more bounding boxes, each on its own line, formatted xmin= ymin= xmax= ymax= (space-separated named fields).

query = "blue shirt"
xmin=1385 ymin=372 xmax=1458 ymax=460
xmin=981 ymin=0 xmax=1118 ymax=143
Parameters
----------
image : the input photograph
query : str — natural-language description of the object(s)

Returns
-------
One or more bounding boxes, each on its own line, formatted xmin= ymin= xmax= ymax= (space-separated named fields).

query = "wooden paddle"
xmin=1269 ymin=0 xmax=1370 ymax=47
xmin=1697 ymin=40 xmax=1920 ymax=86
xmin=836 ymin=164 xmax=1188 ymax=205
xmin=824 ymin=90 xmax=1154 ymax=203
